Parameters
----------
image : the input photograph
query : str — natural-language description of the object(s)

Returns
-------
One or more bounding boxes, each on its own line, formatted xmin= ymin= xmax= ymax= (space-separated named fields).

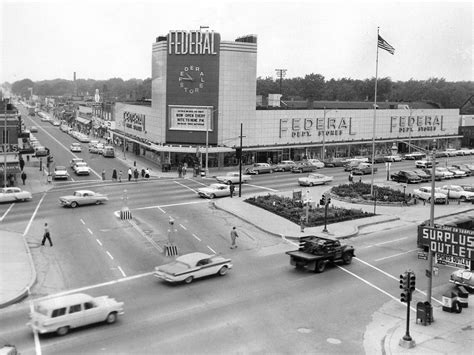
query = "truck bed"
xmin=286 ymin=250 xmax=323 ymax=261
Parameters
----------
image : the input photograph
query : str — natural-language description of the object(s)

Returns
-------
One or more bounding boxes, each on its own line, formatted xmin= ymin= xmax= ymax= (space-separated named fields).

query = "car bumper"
xmin=53 ymin=175 xmax=69 ymax=180
xmin=154 ymin=272 xmax=178 ymax=282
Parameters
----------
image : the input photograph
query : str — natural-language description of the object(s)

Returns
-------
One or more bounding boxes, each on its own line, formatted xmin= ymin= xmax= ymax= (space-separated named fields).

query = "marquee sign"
xmin=417 ymin=225 xmax=474 ymax=261
xmin=169 ymin=106 xmax=213 ymax=131
xmin=123 ymin=111 xmax=145 ymax=132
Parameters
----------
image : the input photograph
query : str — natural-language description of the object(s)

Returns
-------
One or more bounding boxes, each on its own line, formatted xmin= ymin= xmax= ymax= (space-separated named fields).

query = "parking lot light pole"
xmin=426 ymin=140 xmax=436 ymax=323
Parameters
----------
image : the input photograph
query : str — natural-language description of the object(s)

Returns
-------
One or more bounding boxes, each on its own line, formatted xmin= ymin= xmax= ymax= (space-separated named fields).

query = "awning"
xmin=76 ymin=117 xmax=91 ymax=125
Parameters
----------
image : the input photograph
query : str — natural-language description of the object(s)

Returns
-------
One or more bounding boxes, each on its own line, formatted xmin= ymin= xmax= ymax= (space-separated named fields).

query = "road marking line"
xmin=157 ymin=206 xmax=166 ymax=213
xmin=32 ymin=272 xmax=155 ymax=302
xmin=106 ymin=251 xmax=114 ymax=260
xmin=28 ymin=288 xmax=42 ymax=355
xmin=174 ymin=180 xmax=198 ymax=193
xmin=354 ymin=257 xmax=443 ymax=305
xmin=131 ymin=200 xmax=208 ymax=211
xmin=207 ymin=245 xmax=216 ymax=254
xmin=0 ymin=203 xmax=14 ymax=222
xmin=117 ymin=266 xmax=126 ymax=277
xmin=96 ymin=239 xmax=103 ymax=246
xmin=179 ymin=224 xmax=187 ymax=230
xmin=87 ymin=228 xmax=93 ymax=235
xmin=23 ymin=193 xmax=46 ymax=237
xmin=373 ymin=237 xmax=408 ymax=246
xmin=246 ymin=184 xmax=278 ymax=192
xmin=80 ymin=219 xmax=85 ymax=224
xmin=129 ymin=219 xmax=163 ymax=252
xmin=374 ymin=248 xmax=419 ymax=262
xmin=193 ymin=234 xmax=201 ymax=241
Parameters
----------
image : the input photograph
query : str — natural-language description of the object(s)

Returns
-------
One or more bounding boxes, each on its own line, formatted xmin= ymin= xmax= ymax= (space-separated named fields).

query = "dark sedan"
xmin=390 ymin=170 xmax=421 ymax=183
xmin=352 ymin=163 xmax=377 ymax=175
xmin=291 ymin=162 xmax=318 ymax=173
xmin=411 ymin=170 xmax=431 ymax=182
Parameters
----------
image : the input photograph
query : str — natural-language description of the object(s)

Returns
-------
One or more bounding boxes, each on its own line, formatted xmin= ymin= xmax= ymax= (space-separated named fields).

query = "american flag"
xmin=378 ymin=35 xmax=395 ymax=55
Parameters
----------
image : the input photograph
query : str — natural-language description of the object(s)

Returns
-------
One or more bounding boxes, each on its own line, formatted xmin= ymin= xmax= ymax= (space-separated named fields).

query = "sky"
xmin=0 ymin=0 xmax=472 ymax=84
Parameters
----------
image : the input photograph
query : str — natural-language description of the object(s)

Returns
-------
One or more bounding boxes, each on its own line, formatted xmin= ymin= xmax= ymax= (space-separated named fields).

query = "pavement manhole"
xmin=327 ymin=338 xmax=341 ymax=345
xmin=297 ymin=327 xmax=312 ymax=334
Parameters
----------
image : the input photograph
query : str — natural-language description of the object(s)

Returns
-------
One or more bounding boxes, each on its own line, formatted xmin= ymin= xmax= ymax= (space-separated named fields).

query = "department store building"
xmin=110 ymin=29 xmax=462 ymax=170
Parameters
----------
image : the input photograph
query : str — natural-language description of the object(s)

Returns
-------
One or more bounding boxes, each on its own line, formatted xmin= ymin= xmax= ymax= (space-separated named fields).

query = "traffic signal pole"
xmin=399 ymin=270 xmax=416 ymax=349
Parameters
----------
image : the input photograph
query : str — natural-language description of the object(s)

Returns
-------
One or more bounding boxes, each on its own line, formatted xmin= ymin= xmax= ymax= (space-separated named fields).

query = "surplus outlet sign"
xmin=418 ymin=225 xmax=474 ymax=261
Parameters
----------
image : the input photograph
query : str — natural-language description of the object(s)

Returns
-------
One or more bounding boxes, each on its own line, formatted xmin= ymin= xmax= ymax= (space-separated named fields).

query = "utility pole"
xmin=3 ymin=99 xmax=7 ymax=187
xmin=426 ymin=140 xmax=436 ymax=323
xmin=238 ymin=123 xmax=245 ymax=197
xmin=275 ymin=69 xmax=287 ymax=95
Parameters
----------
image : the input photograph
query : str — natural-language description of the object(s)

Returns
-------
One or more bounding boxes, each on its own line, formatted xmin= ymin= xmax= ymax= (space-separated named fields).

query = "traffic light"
xmin=399 ymin=272 xmax=409 ymax=290
xmin=400 ymin=291 xmax=410 ymax=303
xmin=320 ymin=195 xmax=326 ymax=206
xmin=235 ymin=147 xmax=242 ymax=159
xmin=409 ymin=272 xmax=416 ymax=292
xmin=327 ymin=197 xmax=331 ymax=205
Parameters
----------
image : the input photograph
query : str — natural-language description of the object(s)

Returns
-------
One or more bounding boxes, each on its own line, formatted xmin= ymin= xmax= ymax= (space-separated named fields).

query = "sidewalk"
xmin=1 ymin=154 xmax=472 ymax=355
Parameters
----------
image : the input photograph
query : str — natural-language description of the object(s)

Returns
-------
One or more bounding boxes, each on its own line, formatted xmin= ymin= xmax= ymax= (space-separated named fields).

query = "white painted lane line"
xmin=131 ymin=200 xmax=208 ymax=211
xmin=80 ymin=219 xmax=85 ymax=225
xmin=157 ymin=206 xmax=166 ymax=213
xmin=28 ymin=288 xmax=42 ymax=355
xmin=87 ymin=228 xmax=93 ymax=235
xmin=373 ymin=237 xmax=408 ymax=246
xmin=117 ymin=266 xmax=126 ymax=277
xmin=96 ymin=239 xmax=103 ymax=246
xmin=174 ymin=180 xmax=198 ymax=193
xmin=374 ymin=248 xmax=419 ymax=262
xmin=354 ymin=257 xmax=443 ymax=305
xmin=33 ymin=272 xmax=155 ymax=301
xmin=246 ymin=184 xmax=278 ymax=192
xmin=0 ymin=203 xmax=15 ymax=222
xmin=207 ymin=245 xmax=216 ymax=254
xmin=180 ymin=224 xmax=187 ymax=230
xmin=23 ymin=193 xmax=46 ymax=237
xmin=106 ymin=251 xmax=114 ymax=260
xmin=193 ymin=234 xmax=201 ymax=242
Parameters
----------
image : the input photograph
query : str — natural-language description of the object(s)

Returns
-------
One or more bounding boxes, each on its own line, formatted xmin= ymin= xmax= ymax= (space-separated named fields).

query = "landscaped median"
xmin=245 ymin=182 xmax=410 ymax=228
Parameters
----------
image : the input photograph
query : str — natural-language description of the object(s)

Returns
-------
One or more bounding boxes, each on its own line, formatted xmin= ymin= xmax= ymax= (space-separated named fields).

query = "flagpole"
xmin=370 ymin=27 xmax=380 ymax=196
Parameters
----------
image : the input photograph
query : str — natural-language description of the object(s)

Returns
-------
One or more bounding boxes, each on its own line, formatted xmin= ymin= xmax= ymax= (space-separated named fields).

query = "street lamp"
xmin=426 ymin=139 xmax=437 ymax=324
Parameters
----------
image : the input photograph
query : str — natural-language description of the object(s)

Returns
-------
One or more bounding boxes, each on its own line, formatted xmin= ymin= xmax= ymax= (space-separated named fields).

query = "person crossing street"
xmin=41 ymin=223 xmax=53 ymax=247
xmin=230 ymin=226 xmax=239 ymax=249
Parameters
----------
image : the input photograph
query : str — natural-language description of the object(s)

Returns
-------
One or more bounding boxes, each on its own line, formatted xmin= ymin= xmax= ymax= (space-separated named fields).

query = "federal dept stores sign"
xmin=418 ymin=225 xmax=474 ymax=269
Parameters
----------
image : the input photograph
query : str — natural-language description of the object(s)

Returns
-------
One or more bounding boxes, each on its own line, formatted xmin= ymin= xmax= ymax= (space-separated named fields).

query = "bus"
xmin=103 ymin=146 xmax=115 ymax=158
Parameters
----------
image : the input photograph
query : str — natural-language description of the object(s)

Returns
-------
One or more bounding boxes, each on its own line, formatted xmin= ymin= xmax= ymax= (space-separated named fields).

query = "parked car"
xmin=52 ymin=166 xmax=69 ymax=180
xmin=76 ymin=134 xmax=90 ymax=143
xmin=413 ymin=186 xmax=447 ymax=204
xmin=305 ymin=159 xmax=325 ymax=168
xmin=343 ymin=160 xmax=362 ymax=172
xmin=384 ymin=155 xmax=402 ymax=162
xmin=452 ymin=164 xmax=474 ymax=175
xmin=352 ymin=163 xmax=377 ymax=175
xmin=298 ymin=173 xmax=333 ymax=186
xmin=27 ymin=293 xmax=124 ymax=336
xmin=372 ymin=155 xmax=387 ymax=164
xmin=60 ymin=124 xmax=69 ymax=132
xmin=443 ymin=148 xmax=457 ymax=157
xmin=390 ymin=170 xmax=422 ymax=184
xmin=421 ymin=168 xmax=444 ymax=181
xmin=72 ymin=162 xmax=90 ymax=175
xmin=411 ymin=170 xmax=431 ymax=182
xmin=89 ymin=143 xmax=104 ymax=154
xmin=460 ymin=184 xmax=474 ymax=192
xmin=215 ymin=172 xmax=251 ymax=185
xmin=273 ymin=160 xmax=297 ymax=172
xmin=435 ymin=167 xmax=455 ymax=179
xmin=404 ymin=152 xmax=426 ymax=160
xmin=446 ymin=166 xmax=467 ymax=178
xmin=154 ymin=252 xmax=232 ymax=284
xmin=438 ymin=185 xmax=474 ymax=202
xmin=197 ymin=183 xmax=237 ymax=199
xmin=291 ymin=162 xmax=318 ymax=173
xmin=450 ymin=269 xmax=473 ymax=291
xmin=59 ymin=190 xmax=108 ymax=208
xmin=415 ymin=160 xmax=438 ymax=169
xmin=70 ymin=143 xmax=82 ymax=152
xmin=245 ymin=163 xmax=274 ymax=175
xmin=30 ymin=126 xmax=38 ymax=133
xmin=0 ymin=187 xmax=32 ymax=203
xmin=70 ymin=158 xmax=84 ymax=168
xmin=323 ymin=158 xmax=346 ymax=167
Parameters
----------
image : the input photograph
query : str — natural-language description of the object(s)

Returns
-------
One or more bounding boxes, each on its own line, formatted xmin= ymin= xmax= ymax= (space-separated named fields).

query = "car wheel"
xmin=315 ymin=260 xmax=327 ymax=273
xmin=342 ymin=252 xmax=353 ymax=265
xmin=255 ymin=170 xmax=259 ymax=175
xmin=70 ymin=201 xmax=78 ymax=208
xmin=453 ymin=300 xmax=462 ymax=314
xmin=310 ymin=183 xmax=314 ymax=187
xmin=184 ymin=276 xmax=193 ymax=284
xmin=106 ymin=312 xmax=118 ymax=324
xmin=218 ymin=266 xmax=228 ymax=276
xmin=460 ymin=196 xmax=467 ymax=202
xmin=56 ymin=326 xmax=69 ymax=336
xmin=210 ymin=194 xmax=216 ymax=199
xmin=95 ymin=200 xmax=101 ymax=205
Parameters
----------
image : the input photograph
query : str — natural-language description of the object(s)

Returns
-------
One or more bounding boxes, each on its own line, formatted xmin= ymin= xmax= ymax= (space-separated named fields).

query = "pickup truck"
xmin=286 ymin=236 xmax=355 ymax=273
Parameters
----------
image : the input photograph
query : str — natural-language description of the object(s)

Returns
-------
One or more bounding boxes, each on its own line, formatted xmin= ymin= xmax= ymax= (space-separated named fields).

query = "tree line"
xmin=4 ymin=75 xmax=473 ymax=109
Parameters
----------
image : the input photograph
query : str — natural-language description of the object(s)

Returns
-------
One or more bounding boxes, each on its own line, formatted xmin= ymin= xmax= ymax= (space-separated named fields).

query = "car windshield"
xmin=56 ymin=166 xmax=66 ymax=171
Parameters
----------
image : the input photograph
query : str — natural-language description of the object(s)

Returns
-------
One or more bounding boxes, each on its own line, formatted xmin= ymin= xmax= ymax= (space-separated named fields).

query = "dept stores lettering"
xmin=391 ymin=115 xmax=446 ymax=133
xmin=123 ymin=112 xmax=145 ymax=132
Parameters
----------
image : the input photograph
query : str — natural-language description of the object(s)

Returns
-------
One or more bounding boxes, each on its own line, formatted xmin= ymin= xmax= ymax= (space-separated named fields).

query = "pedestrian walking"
xmin=145 ymin=168 xmax=150 ymax=178
xmin=118 ymin=170 xmax=123 ymax=182
xmin=229 ymin=184 xmax=235 ymax=198
xmin=128 ymin=168 xmax=132 ymax=182
xmin=19 ymin=157 xmax=25 ymax=171
xmin=178 ymin=164 xmax=183 ymax=178
xmin=21 ymin=171 xmax=27 ymax=185
xmin=230 ymin=227 xmax=239 ymax=249
xmin=133 ymin=168 xmax=139 ymax=182
xmin=348 ymin=172 xmax=353 ymax=183
xmin=182 ymin=165 xmax=187 ymax=178
xmin=112 ymin=169 xmax=117 ymax=181
xmin=141 ymin=168 xmax=145 ymax=179
xmin=41 ymin=223 xmax=53 ymax=247
xmin=102 ymin=170 xmax=106 ymax=181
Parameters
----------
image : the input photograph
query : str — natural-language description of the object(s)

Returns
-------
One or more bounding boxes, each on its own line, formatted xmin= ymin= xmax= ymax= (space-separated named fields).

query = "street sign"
xmin=417 ymin=251 xmax=428 ymax=260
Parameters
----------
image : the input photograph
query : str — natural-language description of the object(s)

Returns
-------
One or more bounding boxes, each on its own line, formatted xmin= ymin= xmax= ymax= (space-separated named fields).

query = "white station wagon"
xmin=28 ymin=293 xmax=124 ymax=336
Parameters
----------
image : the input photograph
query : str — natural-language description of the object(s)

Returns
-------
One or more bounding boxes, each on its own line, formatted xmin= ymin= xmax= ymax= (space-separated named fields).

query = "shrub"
xmin=332 ymin=182 xmax=405 ymax=202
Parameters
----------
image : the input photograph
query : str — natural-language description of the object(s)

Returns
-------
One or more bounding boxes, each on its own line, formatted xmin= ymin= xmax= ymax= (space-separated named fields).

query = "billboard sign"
xmin=417 ymin=225 xmax=474 ymax=261
xmin=169 ymin=106 xmax=213 ymax=131
xmin=435 ymin=253 xmax=471 ymax=269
